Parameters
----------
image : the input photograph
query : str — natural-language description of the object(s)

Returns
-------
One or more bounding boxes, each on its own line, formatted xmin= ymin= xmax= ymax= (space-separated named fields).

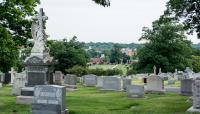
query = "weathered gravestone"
xmin=83 ymin=74 xmax=97 ymax=87
xmin=64 ymin=74 xmax=77 ymax=91
xmin=187 ymin=79 xmax=200 ymax=113
xmin=12 ymin=71 xmax=26 ymax=95
xmin=123 ymin=78 xmax=132 ymax=91
xmin=96 ymin=76 xmax=104 ymax=89
xmin=146 ymin=75 xmax=165 ymax=93
xmin=126 ymin=85 xmax=144 ymax=98
xmin=180 ymin=79 xmax=193 ymax=96
xmin=32 ymin=85 xmax=68 ymax=114
xmin=101 ymin=76 xmax=122 ymax=91
xmin=54 ymin=71 xmax=64 ymax=85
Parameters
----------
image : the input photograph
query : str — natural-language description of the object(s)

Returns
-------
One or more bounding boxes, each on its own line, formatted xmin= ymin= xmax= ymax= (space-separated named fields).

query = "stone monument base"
xmin=16 ymin=96 xmax=33 ymax=104
xmin=187 ymin=107 xmax=200 ymax=113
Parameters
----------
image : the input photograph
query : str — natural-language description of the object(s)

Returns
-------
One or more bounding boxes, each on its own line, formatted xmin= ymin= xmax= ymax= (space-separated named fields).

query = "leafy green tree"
xmin=110 ymin=44 xmax=123 ymax=64
xmin=137 ymin=21 xmax=192 ymax=73
xmin=49 ymin=37 xmax=89 ymax=72
xmin=0 ymin=0 xmax=40 ymax=46
xmin=165 ymin=0 xmax=200 ymax=38
xmin=0 ymin=26 xmax=19 ymax=72
xmin=191 ymin=56 xmax=200 ymax=73
xmin=122 ymin=53 xmax=130 ymax=64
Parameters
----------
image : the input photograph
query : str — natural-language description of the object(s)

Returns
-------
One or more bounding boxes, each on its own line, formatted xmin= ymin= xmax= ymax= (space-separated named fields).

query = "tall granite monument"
xmin=24 ymin=8 xmax=53 ymax=87
xmin=17 ymin=8 xmax=54 ymax=104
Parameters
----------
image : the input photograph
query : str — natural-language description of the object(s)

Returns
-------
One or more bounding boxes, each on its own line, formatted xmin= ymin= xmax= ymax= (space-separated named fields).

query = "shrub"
xmin=65 ymin=66 xmax=123 ymax=76
xmin=65 ymin=66 xmax=88 ymax=76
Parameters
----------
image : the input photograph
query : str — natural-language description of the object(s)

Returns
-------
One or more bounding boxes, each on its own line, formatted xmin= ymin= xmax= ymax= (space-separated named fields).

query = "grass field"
xmin=0 ymin=84 xmax=194 ymax=114
xmin=89 ymin=64 xmax=128 ymax=75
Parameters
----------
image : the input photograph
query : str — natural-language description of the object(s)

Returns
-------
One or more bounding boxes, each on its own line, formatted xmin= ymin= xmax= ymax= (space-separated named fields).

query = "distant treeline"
xmin=85 ymin=42 xmax=200 ymax=50
xmin=192 ymin=44 xmax=200 ymax=50
xmin=85 ymin=42 xmax=141 ymax=50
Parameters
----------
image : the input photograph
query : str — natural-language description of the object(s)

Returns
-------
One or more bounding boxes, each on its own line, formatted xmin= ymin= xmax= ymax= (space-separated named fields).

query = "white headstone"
xmin=9 ymin=67 xmax=16 ymax=84
xmin=12 ymin=71 xmax=26 ymax=95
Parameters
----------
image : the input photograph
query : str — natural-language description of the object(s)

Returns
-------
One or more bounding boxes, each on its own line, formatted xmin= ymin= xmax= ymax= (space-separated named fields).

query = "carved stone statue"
xmin=25 ymin=8 xmax=52 ymax=63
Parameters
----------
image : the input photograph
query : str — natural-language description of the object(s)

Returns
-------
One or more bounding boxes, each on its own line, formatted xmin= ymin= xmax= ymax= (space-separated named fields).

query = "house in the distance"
xmin=121 ymin=48 xmax=137 ymax=57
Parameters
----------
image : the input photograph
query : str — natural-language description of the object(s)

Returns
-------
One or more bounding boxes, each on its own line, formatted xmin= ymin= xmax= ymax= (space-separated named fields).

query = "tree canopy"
xmin=49 ymin=37 xmax=89 ymax=72
xmin=0 ymin=25 xmax=19 ymax=72
xmin=137 ymin=21 xmax=192 ymax=73
xmin=165 ymin=0 xmax=200 ymax=38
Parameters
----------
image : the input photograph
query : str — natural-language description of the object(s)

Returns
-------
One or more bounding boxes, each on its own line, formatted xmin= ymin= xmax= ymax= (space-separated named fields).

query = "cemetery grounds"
xmin=0 ymin=83 xmax=194 ymax=114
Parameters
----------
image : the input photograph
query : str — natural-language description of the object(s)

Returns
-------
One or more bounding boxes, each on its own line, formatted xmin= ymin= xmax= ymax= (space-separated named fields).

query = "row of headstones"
xmin=82 ymin=74 xmax=159 ymax=97
xmin=6 ymin=69 xmax=200 ymax=113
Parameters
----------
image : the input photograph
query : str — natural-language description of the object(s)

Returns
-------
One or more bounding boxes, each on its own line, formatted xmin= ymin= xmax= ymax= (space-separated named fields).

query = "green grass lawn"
xmin=89 ymin=64 xmax=128 ymax=75
xmin=0 ymin=84 xmax=195 ymax=114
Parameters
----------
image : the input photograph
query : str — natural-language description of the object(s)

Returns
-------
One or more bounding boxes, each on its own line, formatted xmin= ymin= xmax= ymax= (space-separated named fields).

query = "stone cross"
xmin=37 ymin=8 xmax=48 ymax=33
xmin=153 ymin=65 xmax=156 ymax=75
xmin=9 ymin=67 xmax=16 ymax=84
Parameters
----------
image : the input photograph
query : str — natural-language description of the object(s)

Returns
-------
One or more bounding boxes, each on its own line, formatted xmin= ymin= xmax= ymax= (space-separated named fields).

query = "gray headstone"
xmin=193 ymin=79 xmax=200 ymax=109
xmin=83 ymin=74 xmax=97 ymax=87
xmin=126 ymin=85 xmax=144 ymax=98
xmin=53 ymin=71 xmax=64 ymax=85
xmin=168 ymin=80 xmax=176 ymax=85
xmin=180 ymin=79 xmax=193 ymax=96
xmin=12 ymin=71 xmax=26 ymax=95
xmin=101 ymin=76 xmax=122 ymax=91
xmin=64 ymin=74 xmax=77 ymax=90
xmin=187 ymin=79 xmax=200 ymax=113
xmin=123 ymin=78 xmax=132 ymax=91
xmin=32 ymin=85 xmax=67 ymax=114
xmin=96 ymin=76 xmax=104 ymax=89
xmin=64 ymin=74 xmax=77 ymax=86
xmin=146 ymin=75 xmax=165 ymax=93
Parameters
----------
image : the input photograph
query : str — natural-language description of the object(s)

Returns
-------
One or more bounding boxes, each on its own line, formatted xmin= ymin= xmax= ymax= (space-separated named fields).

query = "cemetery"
xmin=1 ymin=0 xmax=200 ymax=114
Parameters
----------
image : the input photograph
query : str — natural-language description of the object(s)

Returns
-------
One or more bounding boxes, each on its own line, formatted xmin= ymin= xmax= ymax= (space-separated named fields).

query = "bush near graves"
xmin=65 ymin=66 xmax=88 ymax=77
xmin=65 ymin=66 xmax=123 ymax=76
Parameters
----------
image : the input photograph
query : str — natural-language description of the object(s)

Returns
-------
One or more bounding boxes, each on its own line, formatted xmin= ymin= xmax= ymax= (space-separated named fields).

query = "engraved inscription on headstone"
xmin=83 ymin=74 xmax=97 ymax=87
xmin=32 ymin=85 xmax=68 ymax=114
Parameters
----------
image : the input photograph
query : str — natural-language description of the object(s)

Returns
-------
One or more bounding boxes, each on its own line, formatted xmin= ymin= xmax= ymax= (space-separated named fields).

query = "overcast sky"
xmin=37 ymin=0 xmax=199 ymax=44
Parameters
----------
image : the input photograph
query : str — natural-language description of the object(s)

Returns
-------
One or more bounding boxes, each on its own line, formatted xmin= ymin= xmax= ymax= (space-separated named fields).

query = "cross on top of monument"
xmin=37 ymin=8 xmax=48 ymax=29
